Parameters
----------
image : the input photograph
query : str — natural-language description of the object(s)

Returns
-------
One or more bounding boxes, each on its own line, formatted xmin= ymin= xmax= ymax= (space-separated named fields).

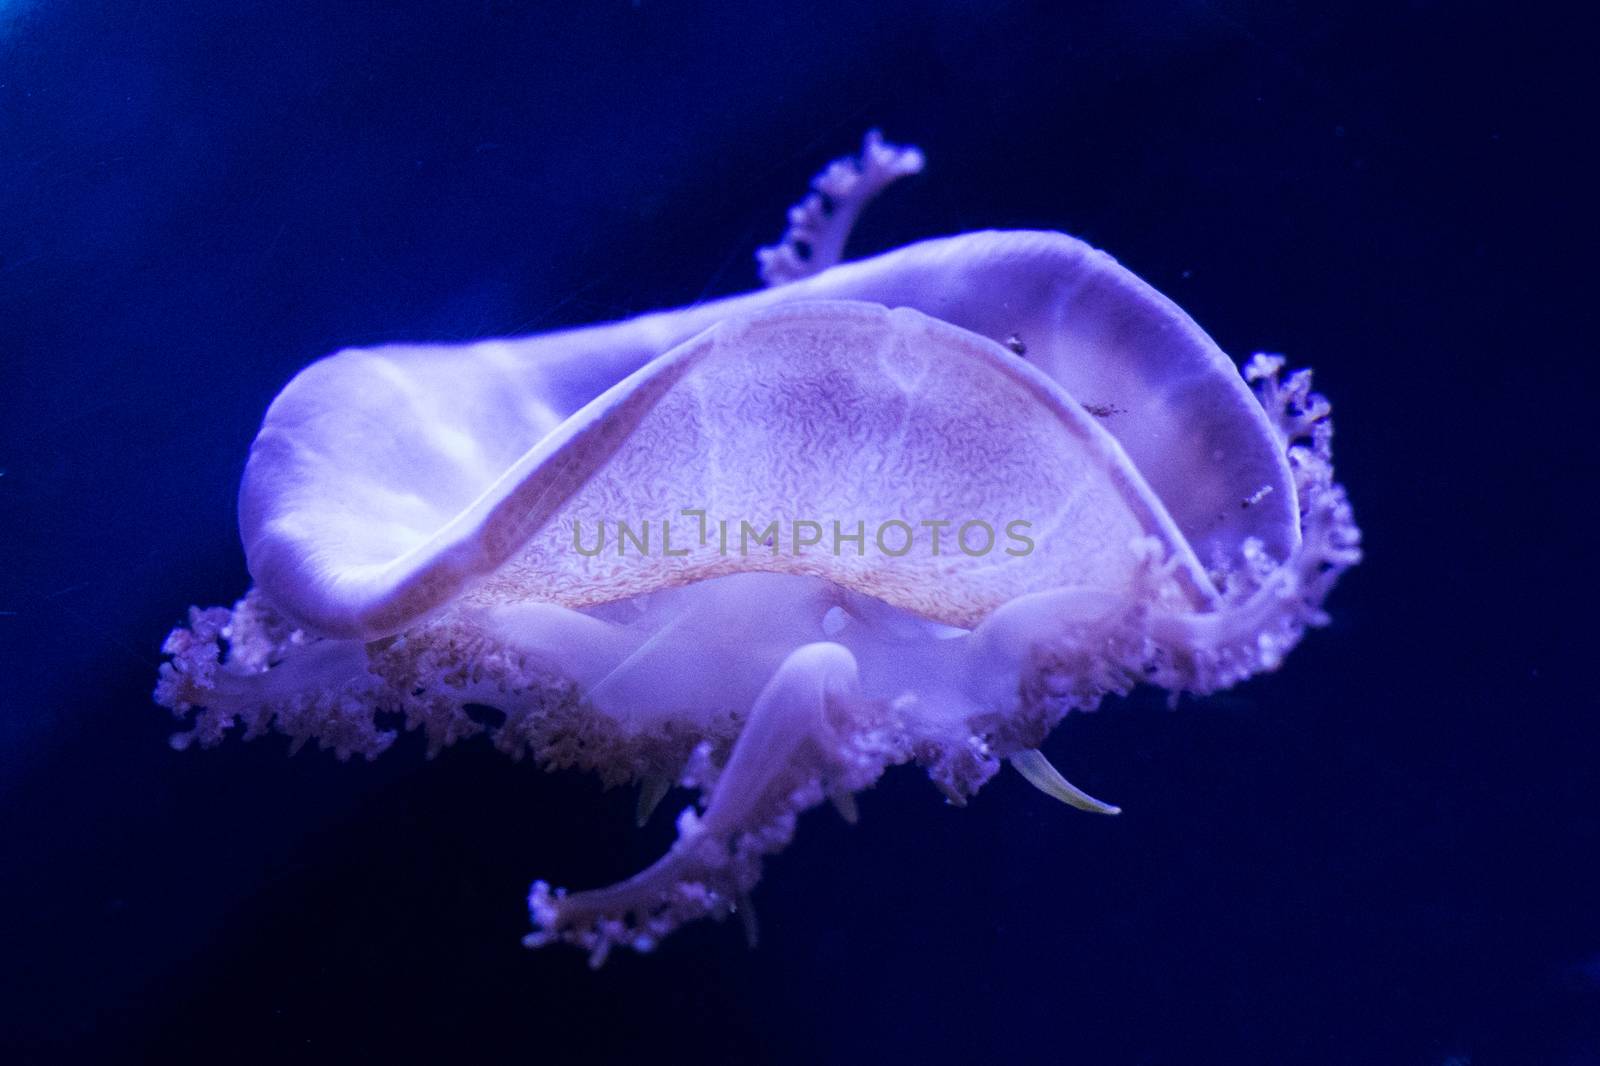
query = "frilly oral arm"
xmin=1134 ymin=356 xmax=1363 ymax=695
xmin=756 ymin=129 xmax=925 ymax=286
xmin=154 ymin=592 xmax=398 ymax=760
xmin=525 ymin=641 xmax=905 ymax=967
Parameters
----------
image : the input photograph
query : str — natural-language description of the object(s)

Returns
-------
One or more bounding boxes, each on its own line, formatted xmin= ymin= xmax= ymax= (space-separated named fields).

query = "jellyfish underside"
xmin=155 ymin=133 xmax=1360 ymax=964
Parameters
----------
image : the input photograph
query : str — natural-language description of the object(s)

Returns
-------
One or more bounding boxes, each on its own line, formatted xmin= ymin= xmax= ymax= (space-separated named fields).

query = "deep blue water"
xmin=2 ymin=2 xmax=1594 ymax=1063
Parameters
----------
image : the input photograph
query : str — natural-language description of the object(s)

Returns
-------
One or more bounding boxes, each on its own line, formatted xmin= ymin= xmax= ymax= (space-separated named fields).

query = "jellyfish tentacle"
xmin=525 ymin=641 xmax=904 ymax=965
xmin=634 ymin=775 xmax=673 ymax=827
xmin=756 ymin=129 xmax=924 ymax=286
xmin=1009 ymin=748 xmax=1122 ymax=815
xmin=155 ymin=591 xmax=399 ymax=760
xmin=1131 ymin=356 xmax=1362 ymax=698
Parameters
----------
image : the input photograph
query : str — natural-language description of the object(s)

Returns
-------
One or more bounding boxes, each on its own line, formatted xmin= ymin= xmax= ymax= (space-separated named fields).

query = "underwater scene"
xmin=2 ymin=2 xmax=1593 ymax=1063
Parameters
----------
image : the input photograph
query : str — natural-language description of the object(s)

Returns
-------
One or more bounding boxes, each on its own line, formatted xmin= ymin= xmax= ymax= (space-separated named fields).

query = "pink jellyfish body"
xmin=157 ymin=132 xmax=1361 ymax=964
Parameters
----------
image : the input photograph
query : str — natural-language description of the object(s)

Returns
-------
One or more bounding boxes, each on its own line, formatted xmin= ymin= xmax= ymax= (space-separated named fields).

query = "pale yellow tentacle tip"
xmin=1008 ymin=748 xmax=1122 ymax=816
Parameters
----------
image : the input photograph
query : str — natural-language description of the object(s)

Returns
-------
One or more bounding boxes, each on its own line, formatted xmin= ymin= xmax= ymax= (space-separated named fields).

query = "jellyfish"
xmin=156 ymin=132 xmax=1361 ymax=965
